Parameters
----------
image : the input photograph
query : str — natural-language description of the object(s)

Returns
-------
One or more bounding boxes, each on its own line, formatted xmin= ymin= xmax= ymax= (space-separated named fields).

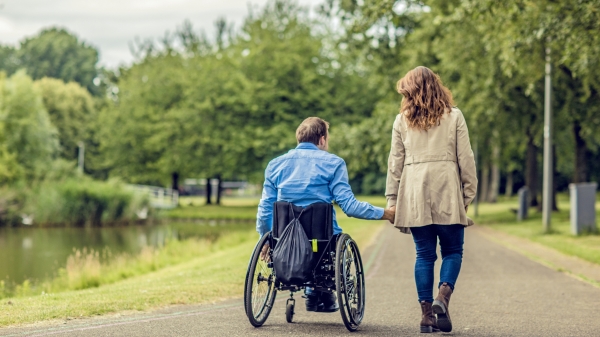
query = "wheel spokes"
xmin=339 ymin=239 xmax=364 ymax=325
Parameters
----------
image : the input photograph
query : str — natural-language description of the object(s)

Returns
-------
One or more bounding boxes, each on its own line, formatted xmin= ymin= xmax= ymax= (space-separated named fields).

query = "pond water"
xmin=0 ymin=220 xmax=253 ymax=285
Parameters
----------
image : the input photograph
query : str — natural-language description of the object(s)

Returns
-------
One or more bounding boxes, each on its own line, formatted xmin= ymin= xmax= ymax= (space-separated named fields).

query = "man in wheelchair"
xmin=256 ymin=117 xmax=396 ymax=313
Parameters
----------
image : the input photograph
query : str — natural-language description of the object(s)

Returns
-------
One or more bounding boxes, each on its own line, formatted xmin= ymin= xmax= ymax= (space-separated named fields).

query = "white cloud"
xmin=0 ymin=0 xmax=322 ymax=69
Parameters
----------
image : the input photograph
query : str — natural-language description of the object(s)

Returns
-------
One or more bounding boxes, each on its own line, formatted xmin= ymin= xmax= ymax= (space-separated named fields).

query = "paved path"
xmin=3 ymin=225 xmax=600 ymax=337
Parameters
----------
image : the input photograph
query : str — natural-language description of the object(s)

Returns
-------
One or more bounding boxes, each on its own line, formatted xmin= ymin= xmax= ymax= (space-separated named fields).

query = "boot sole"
xmin=432 ymin=300 xmax=452 ymax=332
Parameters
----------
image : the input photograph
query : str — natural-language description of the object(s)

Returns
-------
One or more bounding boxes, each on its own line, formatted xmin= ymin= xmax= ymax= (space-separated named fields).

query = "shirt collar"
xmin=296 ymin=142 xmax=320 ymax=150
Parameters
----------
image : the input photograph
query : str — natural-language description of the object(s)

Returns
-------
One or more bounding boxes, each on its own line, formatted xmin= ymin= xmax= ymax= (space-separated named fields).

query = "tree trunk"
xmin=205 ymin=179 xmax=212 ymax=205
xmin=505 ymin=171 xmax=513 ymax=198
xmin=573 ymin=120 xmax=589 ymax=183
xmin=480 ymin=163 xmax=490 ymax=203
xmin=171 ymin=172 xmax=179 ymax=191
xmin=215 ymin=174 xmax=222 ymax=205
xmin=525 ymin=137 xmax=539 ymax=207
xmin=488 ymin=145 xmax=500 ymax=203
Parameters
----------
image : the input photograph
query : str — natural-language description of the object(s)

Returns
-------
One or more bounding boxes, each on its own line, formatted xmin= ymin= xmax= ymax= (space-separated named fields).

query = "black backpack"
xmin=272 ymin=205 xmax=313 ymax=285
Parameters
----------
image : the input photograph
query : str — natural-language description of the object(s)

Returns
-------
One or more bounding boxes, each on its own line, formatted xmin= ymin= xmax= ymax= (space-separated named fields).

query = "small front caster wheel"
xmin=285 ymin=303 xmax=294 ymax=323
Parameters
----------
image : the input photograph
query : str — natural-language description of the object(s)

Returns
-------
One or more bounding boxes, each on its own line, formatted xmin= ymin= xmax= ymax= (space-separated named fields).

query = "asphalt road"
xmin=3 ymin=225 xmax=600 ymax=337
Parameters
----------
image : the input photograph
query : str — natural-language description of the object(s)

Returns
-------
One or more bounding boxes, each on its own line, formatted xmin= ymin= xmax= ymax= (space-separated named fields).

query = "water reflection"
xmin=0 ymin=220 xmax=253 ymax=284
xmin=22 ymin=237 xmax=32 ymax=249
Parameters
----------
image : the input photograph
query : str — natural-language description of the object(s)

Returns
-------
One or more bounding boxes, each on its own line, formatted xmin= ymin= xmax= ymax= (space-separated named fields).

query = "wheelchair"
xmin=244 ymin=202 xmax=366 ymax=332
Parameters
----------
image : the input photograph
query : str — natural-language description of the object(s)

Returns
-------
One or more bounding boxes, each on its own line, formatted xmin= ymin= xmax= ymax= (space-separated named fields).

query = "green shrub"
xmin=20 ymin=177 xmax=149 ymax=227
xmin=56 ymin=179 xmax=132 ymax=226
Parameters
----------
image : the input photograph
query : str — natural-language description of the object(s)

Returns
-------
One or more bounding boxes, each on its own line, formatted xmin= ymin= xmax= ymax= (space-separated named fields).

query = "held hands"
xmin=382 ymin=205 xmax=396 ymax=224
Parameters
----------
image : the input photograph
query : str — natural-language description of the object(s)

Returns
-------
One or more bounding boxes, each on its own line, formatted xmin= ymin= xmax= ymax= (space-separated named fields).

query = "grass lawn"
xmin=164 ymin=197 xmax=259 ymax=220
xmin=469 ymin=194 xmax=600 ymax=265
xmin=0 ymin=197 xmax=385 ymax=327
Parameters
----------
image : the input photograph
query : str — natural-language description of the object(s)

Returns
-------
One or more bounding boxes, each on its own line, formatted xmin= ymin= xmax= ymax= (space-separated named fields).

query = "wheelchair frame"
xmin=244 ymin=230 xmax=366 ymax=332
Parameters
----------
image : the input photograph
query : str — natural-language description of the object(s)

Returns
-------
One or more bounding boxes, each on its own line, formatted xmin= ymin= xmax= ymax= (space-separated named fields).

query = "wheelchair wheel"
xmin=335 ymin=234 xmax=366 ymax=332
xmin=244 ymin=232 xmax=277 ymax=327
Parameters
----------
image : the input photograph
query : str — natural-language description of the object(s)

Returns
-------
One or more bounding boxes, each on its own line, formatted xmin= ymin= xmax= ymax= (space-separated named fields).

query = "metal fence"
xmin=128 ymin=184 xmax=179 ymax=210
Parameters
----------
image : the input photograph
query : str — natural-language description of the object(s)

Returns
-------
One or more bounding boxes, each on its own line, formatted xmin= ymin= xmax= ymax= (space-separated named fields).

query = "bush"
xmin=21 ymin=177 xmax=149 ymax=226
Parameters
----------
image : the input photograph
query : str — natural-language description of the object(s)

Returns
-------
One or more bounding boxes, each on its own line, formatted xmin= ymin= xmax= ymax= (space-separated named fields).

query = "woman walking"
xmin=385 ymin=66 xmax=477 ymax=333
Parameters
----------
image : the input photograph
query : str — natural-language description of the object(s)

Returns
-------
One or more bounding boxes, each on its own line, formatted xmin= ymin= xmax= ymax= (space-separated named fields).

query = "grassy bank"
xmin=470 ymin=194 xmax=600 ymax=265
xmin=0 ymin=197 xmax=386 ymax=327
xmin=0 ymin=227 xmax=252 ymax=299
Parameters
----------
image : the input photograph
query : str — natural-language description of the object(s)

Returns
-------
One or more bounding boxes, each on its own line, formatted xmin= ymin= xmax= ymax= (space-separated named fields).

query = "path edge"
xmin=474 ymin=225 xmax=600 ymax=289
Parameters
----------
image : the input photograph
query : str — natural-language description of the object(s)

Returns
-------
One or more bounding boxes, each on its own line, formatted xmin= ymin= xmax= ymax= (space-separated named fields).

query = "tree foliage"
xmin=94 ymin=0 xmax=384 ymax=188
xmin=2 ymin=0 xmax=600 ymax=200
xmin=325 ymin=0 xmax=600 ymax=196
xmin=1 ymin=28 xmax=100 ymax=95
xmin=0 ymin=71 xmax=59 ymax=181
xmin=34 ymin=78 xmax=96 ymax=161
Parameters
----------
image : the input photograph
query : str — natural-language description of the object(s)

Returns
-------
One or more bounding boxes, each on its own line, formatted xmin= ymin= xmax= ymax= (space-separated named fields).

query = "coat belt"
xmin=404 ymin=154 xmax=457 ymax=166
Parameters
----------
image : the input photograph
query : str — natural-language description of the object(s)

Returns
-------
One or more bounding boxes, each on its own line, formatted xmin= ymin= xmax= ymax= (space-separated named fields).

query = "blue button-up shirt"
xmin=256 ymin=142 xmax=384 ymax=236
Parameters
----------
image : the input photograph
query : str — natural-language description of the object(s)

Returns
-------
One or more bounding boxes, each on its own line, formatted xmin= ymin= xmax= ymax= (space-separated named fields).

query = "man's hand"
xmin=381 ymin=205 xmax=396 ymax=223
xmin=260 ymin=242 xmax=270 ymax=262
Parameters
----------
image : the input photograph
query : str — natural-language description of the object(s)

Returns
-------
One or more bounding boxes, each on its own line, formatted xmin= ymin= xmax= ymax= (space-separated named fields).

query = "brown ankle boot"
xmin=419 ymin=301 xmax=439 ymax=333
xmin=432 ymin=283 xmax=453 ymax=332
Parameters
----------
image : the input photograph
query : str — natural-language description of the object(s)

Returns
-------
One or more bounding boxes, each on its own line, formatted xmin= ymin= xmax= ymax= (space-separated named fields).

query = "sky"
xmin=0 ymin=0 xmax=321 ymax=69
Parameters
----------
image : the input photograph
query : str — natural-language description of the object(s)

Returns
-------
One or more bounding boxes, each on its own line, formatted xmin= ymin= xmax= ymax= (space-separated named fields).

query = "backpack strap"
xmin=288 ymin=203 xmax=295 ymax=220
xmin=288 ymin=203 xmax=305 ymax=220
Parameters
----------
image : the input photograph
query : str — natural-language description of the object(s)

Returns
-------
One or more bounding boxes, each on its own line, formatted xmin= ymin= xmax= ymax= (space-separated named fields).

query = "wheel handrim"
xmin=250 ymin=246 xmax=275 ymax=320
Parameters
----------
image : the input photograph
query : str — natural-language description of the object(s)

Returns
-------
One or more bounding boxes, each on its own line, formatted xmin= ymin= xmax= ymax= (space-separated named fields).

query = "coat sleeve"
xmin=385 ymin=115 xmax=405 ymax=208
xmin=456 ymin=110 xmax=478 ymax=207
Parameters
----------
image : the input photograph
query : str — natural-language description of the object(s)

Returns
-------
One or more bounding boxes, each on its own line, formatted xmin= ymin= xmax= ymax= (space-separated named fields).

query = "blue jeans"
xmin=411 ymin=224 xmax=464 ymax=303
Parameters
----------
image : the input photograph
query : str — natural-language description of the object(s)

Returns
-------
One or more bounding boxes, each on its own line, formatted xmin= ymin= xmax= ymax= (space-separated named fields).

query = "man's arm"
xmin=256 ymin=166 xmax=277 ymax=237
xmin=329 ymin=160 xmax=394 ymax=222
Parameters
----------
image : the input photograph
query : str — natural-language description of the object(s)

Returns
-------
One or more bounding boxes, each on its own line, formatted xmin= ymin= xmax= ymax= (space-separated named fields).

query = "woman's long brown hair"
xmin=396 ymin=66 xmax=454 ymax=131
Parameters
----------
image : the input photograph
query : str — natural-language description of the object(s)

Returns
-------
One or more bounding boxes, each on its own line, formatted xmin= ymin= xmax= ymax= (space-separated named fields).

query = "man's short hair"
xmin=296 ymin=117 xmax=329 ymax=145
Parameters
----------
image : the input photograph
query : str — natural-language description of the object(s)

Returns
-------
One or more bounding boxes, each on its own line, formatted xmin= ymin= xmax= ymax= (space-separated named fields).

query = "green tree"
xmin=447 ymin=0 xmax=600 ymax=186
xmin=327 ymin=0 xmax=600 ymax=202
xmin=96 ymin=53 xmax=190 ymax=187
xmin=15 ymin=28 xmax=100 ymax=95
xmin=330 ymin=102 xmax=397 ymax=194
xmin=34 ymin=78 xmax=96 ymax=161
xmin=0 ymin=46 xmax=19 ymax=75
xmin=95 ymin=0 xmax=385 ymax=203
xmin=0 ymin=70 xmax=59 ymax=179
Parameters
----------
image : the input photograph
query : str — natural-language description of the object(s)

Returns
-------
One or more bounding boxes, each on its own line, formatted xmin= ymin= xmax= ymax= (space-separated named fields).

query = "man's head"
xmin=296 ymin=117 xmax=329 ymax=151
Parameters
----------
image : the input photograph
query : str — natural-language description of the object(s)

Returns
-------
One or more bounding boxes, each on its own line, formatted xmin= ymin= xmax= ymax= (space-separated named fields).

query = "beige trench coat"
xmin=385 ymin=107 xmax=477 ymax=234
